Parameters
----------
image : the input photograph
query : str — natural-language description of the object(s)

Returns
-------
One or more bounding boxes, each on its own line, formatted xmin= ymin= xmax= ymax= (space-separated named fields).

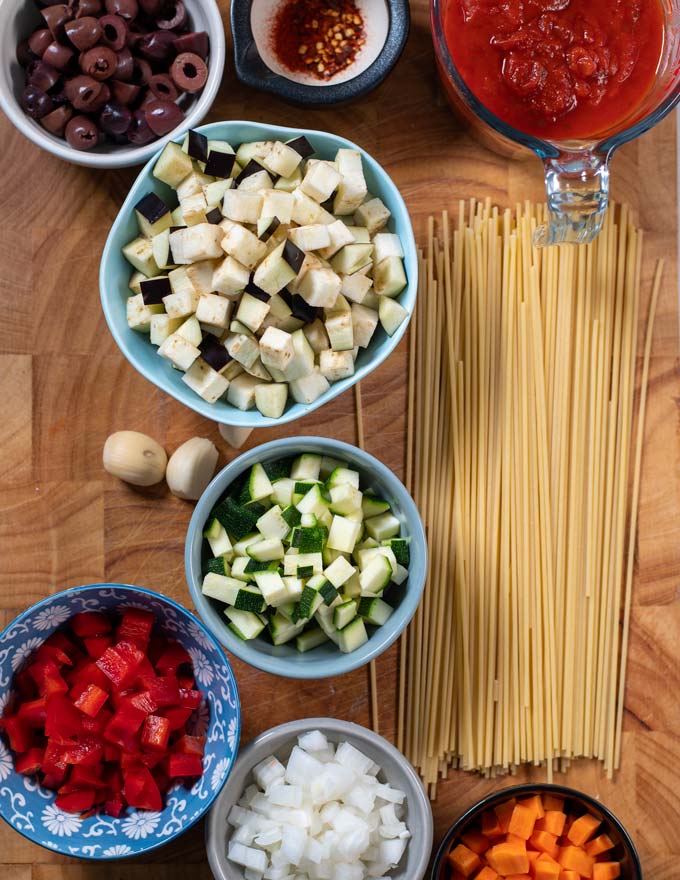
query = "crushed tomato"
xmin=444 ymin=0 xmax=665 ymax=139
xmin=0 ymin=608 xmax=205 ymax=816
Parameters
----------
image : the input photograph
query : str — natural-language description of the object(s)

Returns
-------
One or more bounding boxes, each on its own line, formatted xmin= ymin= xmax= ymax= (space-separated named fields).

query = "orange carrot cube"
xmin=482 ymin=809 xmax=503 ymax=838
xmin=559 ymin=845 xmax=595 ymax=877
xmin=509 ymin=803 xmax=538 ymax=840
xmin=536 ymin=811 xmax=567 ymax=837
xmin=585 ymin=834 xmax=614 ymax=857
xmin=535 ymin=855 xmax=562 ymax=880
xmin=543 ymin=795 xmax=565 ymax=812
xmin=448 ymin=843 xmax=482 ymax=877
xmin=487 ymin=841 xmax=530 ymax=876
xmin=495 ymin=798 xmax=518 ymax=834
xmin=475 ymin=868 xmax=499 ymax=880
xmin=461 ymin=828 xmax=491 ymax=855
xmin=521 ymin=795 xmax=546 ymax=820
xmin=530 ymin=830 xmax=560 ymax=860
xmin=592 ymin=864 xmax=620 ymax=880
xmin=567 ymin=814 xmax=601 ymax=846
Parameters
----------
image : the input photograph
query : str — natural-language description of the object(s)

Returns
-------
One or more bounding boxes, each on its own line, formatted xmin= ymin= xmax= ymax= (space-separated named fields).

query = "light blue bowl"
xmin=99 ymin=120 xmax=418 ymax=427
xmin=0 ymin=584 xmax=241 ymax=859
xmin=185 ymin=437 xmax=427 ymax=679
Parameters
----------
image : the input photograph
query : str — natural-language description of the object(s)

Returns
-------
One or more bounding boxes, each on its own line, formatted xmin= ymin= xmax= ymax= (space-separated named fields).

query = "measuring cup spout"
xmin=535 ymin=151 xmax=610 ymax=247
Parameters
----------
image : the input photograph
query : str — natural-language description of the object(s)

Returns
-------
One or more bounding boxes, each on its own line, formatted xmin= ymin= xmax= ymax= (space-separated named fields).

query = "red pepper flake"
xmin=271 ymin=0 xmax=366 ymax=81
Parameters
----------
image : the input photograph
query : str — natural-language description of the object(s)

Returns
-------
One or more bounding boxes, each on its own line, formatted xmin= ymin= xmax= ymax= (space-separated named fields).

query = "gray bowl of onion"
xmin=206 ymin=718 xmax=433 ymax=880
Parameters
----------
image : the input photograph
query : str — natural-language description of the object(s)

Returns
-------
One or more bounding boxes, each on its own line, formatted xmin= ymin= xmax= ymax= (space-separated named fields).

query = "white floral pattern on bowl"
xmin=0 ymin=584 xmax=241 ymax=859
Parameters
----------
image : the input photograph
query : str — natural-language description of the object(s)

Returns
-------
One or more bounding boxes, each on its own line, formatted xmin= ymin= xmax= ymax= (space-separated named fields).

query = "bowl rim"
xmin=206 ymin=716 xmax=434 ymax=880
xmin=99 ymin=118 xmax=418 ymax=426
xmin=184 ymin=436 xmax=428 ymax=679
xmin=0 ymin=581 xmax=242 ymax=860
xmin=429 ymin=782 xmax=644 ymax=880
xmin=0 ymin=0 xmax=226 ymax=169
xmin=230 ymin=0 xmax=410 ymax=106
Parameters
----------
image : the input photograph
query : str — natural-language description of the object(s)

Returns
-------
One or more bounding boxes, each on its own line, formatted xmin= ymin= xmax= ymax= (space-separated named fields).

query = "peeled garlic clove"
xmin=166 ymin=437 xmax=219 ymax=500
xmin=218 ymin=424 xmax=253 ymax=449
xmin=103 ymin=430 xmax=167 ymax=487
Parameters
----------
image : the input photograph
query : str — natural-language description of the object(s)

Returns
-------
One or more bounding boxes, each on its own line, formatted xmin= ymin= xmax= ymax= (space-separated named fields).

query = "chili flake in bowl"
xmin=231 ymin=0 xmax=410 ymax=105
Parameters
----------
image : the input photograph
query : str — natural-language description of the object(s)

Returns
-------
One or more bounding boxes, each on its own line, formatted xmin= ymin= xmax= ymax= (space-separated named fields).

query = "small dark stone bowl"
xmin=230 ymin=0 xmax=410 ymax=106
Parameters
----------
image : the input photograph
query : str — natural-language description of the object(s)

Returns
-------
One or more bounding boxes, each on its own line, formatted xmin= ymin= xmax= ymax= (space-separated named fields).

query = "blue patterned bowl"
xmin=0 ymin=583 xmax=241 ymax=859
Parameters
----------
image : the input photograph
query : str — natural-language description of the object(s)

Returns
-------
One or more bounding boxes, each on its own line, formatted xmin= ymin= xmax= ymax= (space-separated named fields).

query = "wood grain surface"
xmin=1 ymin=1 xmax=679 ymax=876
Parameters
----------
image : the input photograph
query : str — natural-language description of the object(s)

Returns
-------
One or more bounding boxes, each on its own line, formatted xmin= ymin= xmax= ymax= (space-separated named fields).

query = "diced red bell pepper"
xmin=144 ymin=675 xmax=180 ymax=707
xmin=121 ymin=749 xmax=164 ymax=769
xmin=163 ymin=706 xmax=193 ymax=731
xmin=1 ymin=715 xmax=34 ymax=752
xmin=153 ymin=766 xmax=170 ymax=794
xmin=56 ymin=788 xmax=96 ymax=813
xmin=17 ymin=696 xmax=48 ymax=729
xmin=105 ymin=703 xmax=146 ymax=751
xmin=71 ymin=612 xmax=111 ymax=638
xmin=117 ymin=608 xmax=155 ymax=648
xmin=155 ymin=641 xmax=192 ymax=674
xmin=73 ymin=683 xmax=108 ymax=718
xmin=36 ymin=643 xmax=73 ymax=667
xmin=83 ymin=635 xmax=112 ymax=660
xmin=104 ymin=743 xmax=121 ymax=763
xmin=174 ymin=734 xmax=205 ymax=756
xmin=70 ymin=765 xmax=107 ymax=788
xmin=45 ymin=631 xmax=82 ymax=662
xmin=42 ymin=738 xmax=69 ymax=777
xmin=127 ymin=690 xmax=158 ymax=715
xmin=167 ymin=753 xmax=203 ymax=777
xmin=96 ymin=645 xmax=138 ymax=688
xmin=67 ymin=659 xmax=111 ymax=693
xmin=124 ymin=764 xmax=162 ymax=811
xmin=61 ymin=734 xmax=104 ymax=767
xmin=28 ymin=659 xmax=69 ymax=698
xmin=141 ymin=715 xmax=171 ymax=751
xmin=81 ymin=708 xmax=113 ymax=735
xmin=115 ymin=639 xmax=146 ymax=671
xmin=14 ymin=747 xmax=45 ymax=775
xmin=13 ymin=668 xmax=38 ymax=700
xmin=104 ymin=794 xmax=125 ymax=818
xmin=146 ymin=635 xmax=167 ymax=667
xmin=178 ymin=688 xmax=203 ymax=711
xmin=43 ymin=770 xmax=68 ymax=790
xmin=45 ymin=695 xmax=82 ymax=739
xmin=132 ymin=655 xmax=156 ymax=686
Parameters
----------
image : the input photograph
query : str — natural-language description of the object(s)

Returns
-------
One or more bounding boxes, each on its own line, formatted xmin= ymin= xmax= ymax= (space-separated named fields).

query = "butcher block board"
xmin=0 ymin=1 xmax=679 ymax=877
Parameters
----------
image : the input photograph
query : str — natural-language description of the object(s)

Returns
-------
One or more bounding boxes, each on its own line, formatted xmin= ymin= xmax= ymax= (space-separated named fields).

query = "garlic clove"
xmin=103 ymin=431 xmax=167 ymax=487
xmin=218 ymin=424 xmax=253 ymax=449
xmin=166 ymin=437 xmax=219 ymax=500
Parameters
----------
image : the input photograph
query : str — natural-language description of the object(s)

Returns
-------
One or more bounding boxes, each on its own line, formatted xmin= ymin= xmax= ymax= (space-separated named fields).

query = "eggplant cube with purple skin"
xmin=253 ymin=242 xmax=297 ymax=296
xmin=260 ymin=190 xmax=294 ymax=225
xmin=126 ymin=294 xmax=164 ymax=333
xmin=261 ymin=141 xmax=303 ymax=178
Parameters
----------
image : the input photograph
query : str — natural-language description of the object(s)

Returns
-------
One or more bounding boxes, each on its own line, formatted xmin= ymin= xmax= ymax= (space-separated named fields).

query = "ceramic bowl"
xmin=430 ymin=783 xmax=643 ymax=880
xmin=206 ymin=717 xmax=433 ymax=880
xmin=0 ymin=0 xmax=225 ymax=169
xmin=99 ymin=119 xmax=417 ymax=427
xmin=231 ymin=0 xmax=410 ymax=106
xmin=185 ymin=436 xmax=427 ymax=679
xmin=0 ymin=583 xmax=240 ymax=859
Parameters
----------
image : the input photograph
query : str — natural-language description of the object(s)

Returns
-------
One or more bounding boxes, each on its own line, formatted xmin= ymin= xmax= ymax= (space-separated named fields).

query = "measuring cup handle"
xmin=535 ymin=151 xmax=610 ymax=247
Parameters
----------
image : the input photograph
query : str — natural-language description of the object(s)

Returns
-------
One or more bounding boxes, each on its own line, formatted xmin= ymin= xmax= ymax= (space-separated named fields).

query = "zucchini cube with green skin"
xmin=330 ymin=244 xmax=373 ymax=276
xmin=157 ymin=331 xmax=200 ymax=370
xmin=290 ymin=526 xmax=327 ymax=554
xmin=203 ymin=555 xmax=230 ymax=576
xmin=324 ymin=555 xmax=357 ymax=589
xmin=296 ymin=484 xmax=329 ymax=519
xmin=272 ymin=478 xmax=296 ymax=508
xmin=233 ymin=531 xmax=265 ymax=557
xmin=296 ymin=627 xmax=329 ymax=653
xmin=253 ymin=241 xmax=297 ymax=295
xmin=358 ymin=597 xmax=394 ymax=626
xmin=220 ymin=220 xmax=268 ymax=270
xmin=382 ymin=537 xmax=410 ymax=566
xmin=362 ymin=495 xmax=390 ymax=518
xmin=222 ymin=189 xmax=263 ymax=224
xmin=343 ymin=571 xmax=362 ymax=597
xmin=202 ymin=572 xmax=242 ymax=605
xmin=213 ymin=496 xmax=262 ymax=541
xmin=123 ymin=237 xmax=160 ymax=277
xmin=283 ymin=552 xmax=323 ymax=576
xmin=281 ymin=504 xmax=301 ymax=529
xmin=230 ymin=557 xmax=254 ymax=582
xmin=247 ymin=537 xmax=284 ymax=561
xmin=233 ymin=585 xmax=267 ymax=613
xmin=182 ymin=357 xmax=229 ymax=403
xmin=325 ymin=310 xmax=354 ymax=351
xmin=327 ymin=467 xmax=360 ymax=489
xmin=253 ymin=570 xmax=288 ymax=605
xmin=337 ymin=616 xmax=368 ymax=653
xmin=204 ymin=518 xmax=233 ymax=556
xmin=154 ymin=141 xmax=193 ymax=187
xmin=327 ymin=515 xmax=362 ymax=553
xmin=212 ymin=256 xmax=250 ymax=297
xmin=241 ymin=463 xmax=273 ymax=502
xmin=126 ymin=294 xmax=164 ymax=333
xmin=282 ymin=576 xmax=304 ymax=601
xmin=374 ymin=256 xmax=408 ymax=299
xmin=236 ymin=292 xmax=270 ymax=334
xmin=225 ymin=607 xmax=266 ymax=640
xmin=329 ymin=483 xmax=363 ymax=516
xmin=315 ymin=604 xmax=340 ymax=644
xmin=244 ymin=558 xmax=279 ymax=574
xmin=333 ymin=599 xmax=358 ymax=629
xmin=170 ymin=224 xmax=223 ymax=264
xmin=291 ymin=454 xmax=322 ymax=481
xmin=359 ymin=554 xmax=392 ymax=594
xmin=351 ymin=303 xmax=379 ymax=348
xmin=354 ymin=197 xmax=391 ymax=236
xmin=290 ymin=369 xmax=330 ymax=405
xmin=379 ymin=296 xmax=409 ymax=336
xmin=256 ymin=504 xmax=290 ymax=540
xmin=269 ymin=613 xmax=306 ymax=646
xmin=365 ymin=512 xmax=401 ymax=541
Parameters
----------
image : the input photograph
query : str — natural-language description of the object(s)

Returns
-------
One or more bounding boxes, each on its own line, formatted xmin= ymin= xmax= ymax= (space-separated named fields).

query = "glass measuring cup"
xmin=431 ymin=0 xmax=680 ymax=245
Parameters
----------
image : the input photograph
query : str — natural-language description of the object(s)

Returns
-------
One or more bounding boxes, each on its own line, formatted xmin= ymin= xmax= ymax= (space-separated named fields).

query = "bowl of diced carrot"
xmin=431 ymin=783 xmax=642 ymax=880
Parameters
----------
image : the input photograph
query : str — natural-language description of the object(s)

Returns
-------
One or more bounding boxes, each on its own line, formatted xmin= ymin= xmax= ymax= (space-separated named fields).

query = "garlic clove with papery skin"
xmin=103 ymin=431 xmax=167 ymax=487
xmin=166 ymin=437 xmax=219 ymax=500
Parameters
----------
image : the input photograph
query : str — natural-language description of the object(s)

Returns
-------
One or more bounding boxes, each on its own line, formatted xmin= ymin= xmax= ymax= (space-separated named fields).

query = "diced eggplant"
xmin=236 ymin=292 xmax=270 ymax=334
xmin=154 ymin=142 xmax=193 ymax=188
xmin=261 ymin=141 xmax=302 ymax=178
xmin=319 ymin=349 xmax=355 ymax=382
xmin=196 ymin=293 xmax=232 ymax=329
xmin=135 ymin=192 xmax=171 ymax=237
xmin=255 ymin=382 xmax=288 ymax=419
xmin=199 ymin=334 xmax=231 ymax=371
xmin=280 ymin=289 xmax=319 ymax=324
xmin=285 ymin=135 xmax=315 ymax=159
xmin=213 ymin=255 xmax=250 ymax=297
xmin=186 ymin=129 xmax=209 ymax=163
xmin=206 ymin=207 xmax=222 ymax=224
xmin=373 ymin=256 xmax=407 ymax=298
xmin=235 ymin=159 xmax=269 ymax=186
xmin=220 ymin=220 xmax=268 ymax=270
xmin=140 ymin=275 xmax=172 ymax=304
xmin=258 ymin=216 xmax=281 ymax=242
xmin=379 ymin=296 xmax=409 ymax=336
xmin=259 ymin=327 xmax=294 ymax=372
xmin=205 ymin=149 xmax=236 ymax=179
xmin=354 ymin=197 xmax=391 ymax=235
xmin=170 ymin=224 xmax=223 ymax=264
xmin=300 ymin=160 xmax=342 ymax=204
xmin=123 ymin=236 xmax=160 ymax=277
xmin=222 ymin=190 xmax=263 ymax=225
xmin=182 ymin=357 xmax=229 ymax=403
xmin=253 ymin=242 xmax=297 ymax=296
xmin=227 ymin=371 xmax=261 ymax=410
xmin=282 ymin=239 xmax=306 ymax=274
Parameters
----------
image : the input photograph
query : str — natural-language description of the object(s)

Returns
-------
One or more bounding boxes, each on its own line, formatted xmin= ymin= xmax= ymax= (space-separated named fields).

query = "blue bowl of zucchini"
xmin=185 ymin=437 xmax=427 ymax=679
xmin=100 ymin=120 xmax=417 ymax=427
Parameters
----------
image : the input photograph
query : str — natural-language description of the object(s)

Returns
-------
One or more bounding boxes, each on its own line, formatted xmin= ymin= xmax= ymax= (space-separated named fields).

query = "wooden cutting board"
xmin=1 ymin=1 xmax=679 ymax=877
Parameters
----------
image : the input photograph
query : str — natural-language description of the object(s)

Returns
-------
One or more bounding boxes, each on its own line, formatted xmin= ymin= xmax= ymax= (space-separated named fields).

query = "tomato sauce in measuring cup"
xmin=445 ymin=0 xmax=666 ymax=140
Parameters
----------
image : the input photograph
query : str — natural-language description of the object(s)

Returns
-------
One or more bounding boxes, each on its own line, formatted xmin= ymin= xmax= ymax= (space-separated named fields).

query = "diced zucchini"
xmin=333 ymin=599 xmax=358 ymax=629
xmin=358 ymin=597 xmax=394 ymax=626
xmin=359 ymin=555 xmax=392 ymax=595
xmin=343 ymin=571 xmax=362 ymax=598
xmin=319 ymin=455 xmax=343 ymax=479
xmin=291 ymin=526 xmax=328 ymax=553
xmin=361 ymin=495 xmax=390 ymax=518
xmin=337 ymin=617 xmax=368 ymax=653
xmin=213 ymin=497 xmax=262 ymax=541
xmin=202 ymin=573 xmax=241 ymax=605
xmin=225 ymin=608 xmax=266 ymax=640
xmin=256 ymin=505 xmax=291 ymax=540
xmin=300 ymin=512 xmax=318 ymax=527
xmin=247 ymin=538 xmax=285 ymax=561
xmin=234 ymin=586 xmax=267 ymax=614
xmin=264 ymin=457 xmax=294 ymax=481
xmin=240 ymin=463 xmax=274 ymax=503
xmin=296 ymin=484 xmax=330 ymax=518
xmin=282 ymin=577 xmax=304 ymax=601
xmin=283 ymin=552 xmax=323 ymax=577
xmin=327 ymin=466 xmax=360 ymax=489
xmin=329 ymin=484 xmax=363 ymax=516
xmin=324 ymin=556 xmax=356 ymax=589
xmin=244 ymin=559 xmax=280 ymax=574
xmin=272 ymin=478 xmax=296 ymax=508
xmin=295 ymin=585 xmax=324 ymax=621
xmin=230 ymin=556 xmax=254 ymax=582
xmin=382 ymin=538 xmax=410 ymax=566
xmin=296 ymin=627 xmax=329 ymax=653
xmin=233 ymin=532 xmax=264 ymax=557
xmin=291 ymin=453 xmax=322 ymax=481
xmin=281 ymin=505 xmax=302 ymax=529
xmin=269 ymin=612 xmax=306 ymax=646
xmin=203 ymin=556 xmax=230 ymax=577
xmin=253 ymin=570 xmax=288 ymax=606
xmin=364 ymin=512 xmax=401 ymax=541
xmin=203 ymin=517 xmax=233 ymax=556
xmin=327 ymin=515 xmax=362 ymax=553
